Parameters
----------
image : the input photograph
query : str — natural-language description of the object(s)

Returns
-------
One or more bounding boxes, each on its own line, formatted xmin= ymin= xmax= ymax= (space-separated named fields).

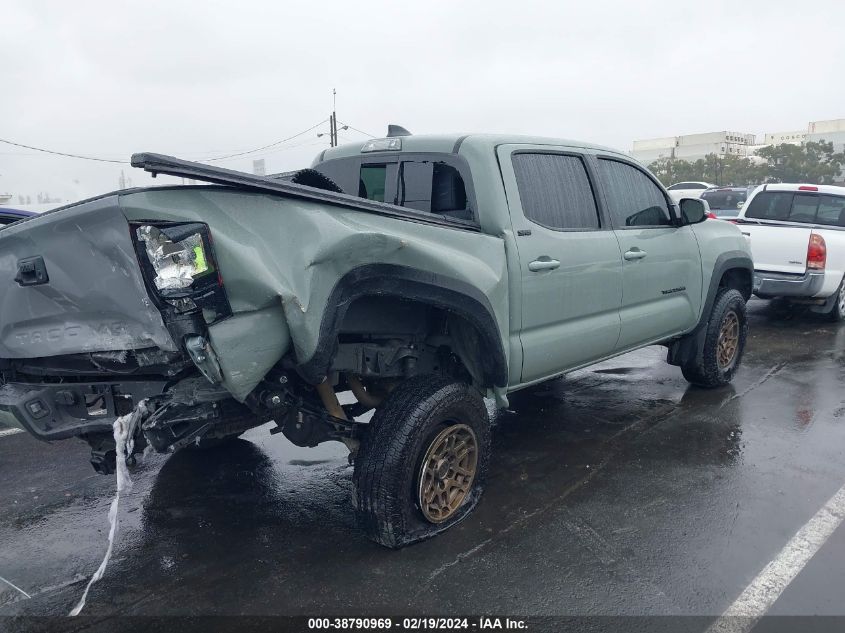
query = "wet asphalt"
xmin=1 ymin=298 xmax=845 ymax=627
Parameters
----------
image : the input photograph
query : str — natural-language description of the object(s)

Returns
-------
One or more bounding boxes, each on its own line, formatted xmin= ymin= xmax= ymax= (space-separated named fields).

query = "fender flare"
xmin=667 ymin=251 xmax=754 ymax=368
xmin=296 ymin=264 xmax=508 ymax=388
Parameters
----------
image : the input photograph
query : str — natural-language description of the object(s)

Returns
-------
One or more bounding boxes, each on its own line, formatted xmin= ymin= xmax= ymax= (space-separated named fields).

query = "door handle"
xmin=528 ymin=257 xmax=560 ymax=272
xmin=623 ymin=248 xmax=647 ymax=261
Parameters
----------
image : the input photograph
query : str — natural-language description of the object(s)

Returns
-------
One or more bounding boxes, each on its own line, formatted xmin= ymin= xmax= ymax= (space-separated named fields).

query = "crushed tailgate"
xmin=0 ymin=195 xmax=176 ymax=359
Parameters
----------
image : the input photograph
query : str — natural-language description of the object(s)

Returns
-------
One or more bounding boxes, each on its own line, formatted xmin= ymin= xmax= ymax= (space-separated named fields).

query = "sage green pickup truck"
xmin=0 ymin=130 xmax=753 ymax=547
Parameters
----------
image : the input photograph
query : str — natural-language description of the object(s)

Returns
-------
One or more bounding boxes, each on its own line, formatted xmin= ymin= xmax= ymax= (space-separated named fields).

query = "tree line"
xmin=647 ymin=140 xmax=845 ymax=187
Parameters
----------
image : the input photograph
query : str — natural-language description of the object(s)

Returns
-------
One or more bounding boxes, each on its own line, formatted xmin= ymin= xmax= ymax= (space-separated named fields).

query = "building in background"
xmin=631 ymin=131 xmax=756 ymax=164
xmin=763 ymin=130 xmax=807 ymax=145
xmin=633 ymin=119 xmax=845 ymax=178
xmin=806 ymin=119 xmax=845 ymax=155
xmin=632 ymin=118 xmax=845 ymax=184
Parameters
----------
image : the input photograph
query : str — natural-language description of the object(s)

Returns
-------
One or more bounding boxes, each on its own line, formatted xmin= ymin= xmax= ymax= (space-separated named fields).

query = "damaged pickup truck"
xmin=0 ymin=130 xmax=754 ymax=547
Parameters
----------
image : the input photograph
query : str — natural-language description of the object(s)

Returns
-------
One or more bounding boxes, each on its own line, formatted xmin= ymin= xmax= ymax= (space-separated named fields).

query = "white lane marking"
xmin=0 ymin=574 xmax=32 ymax=599
xmin=707 ymin=483 xmax=845 ymax=633
xmin=0 ymin=428 xmax=23 ymax=438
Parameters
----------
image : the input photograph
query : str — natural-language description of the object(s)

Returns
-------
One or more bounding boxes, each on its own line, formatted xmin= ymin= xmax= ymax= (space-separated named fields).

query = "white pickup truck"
xmin=735 ymin=183 xmax=845 ymax=321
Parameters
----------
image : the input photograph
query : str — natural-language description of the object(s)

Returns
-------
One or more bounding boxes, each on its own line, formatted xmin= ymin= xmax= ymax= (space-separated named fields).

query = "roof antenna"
xmin=387 ymin=124 xmax=412 ymax=138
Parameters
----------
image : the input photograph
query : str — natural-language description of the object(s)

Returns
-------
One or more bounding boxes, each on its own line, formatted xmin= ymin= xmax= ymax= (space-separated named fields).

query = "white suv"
xmin=666 ymin=181 xmax=715 ymax=202
xmin=735 ymin=183 xmax=845 ymax=321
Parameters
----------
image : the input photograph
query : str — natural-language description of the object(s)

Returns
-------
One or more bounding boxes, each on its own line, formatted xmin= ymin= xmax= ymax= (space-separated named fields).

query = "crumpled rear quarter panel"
xmin=120 ymin=187 xmax=509 ymax=401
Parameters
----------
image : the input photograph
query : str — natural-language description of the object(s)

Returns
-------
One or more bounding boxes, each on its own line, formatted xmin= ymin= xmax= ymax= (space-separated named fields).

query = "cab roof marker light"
xmin=799 ymin=185 xmax=819 ymax=191
xmin=362 ymin=138 xmax=402 ymax=153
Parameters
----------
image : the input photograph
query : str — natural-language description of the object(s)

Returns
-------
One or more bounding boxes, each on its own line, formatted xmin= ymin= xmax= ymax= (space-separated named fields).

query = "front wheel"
xmin=353 ymin=376 xmax=490 ymax=548
xmin=682 ymin=288 xmax=748 ymax=388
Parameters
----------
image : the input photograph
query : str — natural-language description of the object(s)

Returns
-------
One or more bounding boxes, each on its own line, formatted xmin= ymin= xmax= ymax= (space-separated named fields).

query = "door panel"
xmin=518 ymin=230 xmax=623 ymax=380
xmin=593 ymin=157 xmax=703 ymax=350
xmin=615 ymin=226 xmax=702 ymax=349
xmin=498 ymin=146 xmax=623 ymax=384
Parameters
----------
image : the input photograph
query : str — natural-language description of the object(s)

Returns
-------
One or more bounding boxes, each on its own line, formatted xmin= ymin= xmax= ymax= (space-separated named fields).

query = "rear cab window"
xmin=314 ymin=154 xmax=475 ymax=222
xmin=745 ymin=191 xmax=845 ymax=226
xmin=701 ymin=189 xmax=748 ymax=212
xmin=359 ymin=165 xmax=388 ymax=201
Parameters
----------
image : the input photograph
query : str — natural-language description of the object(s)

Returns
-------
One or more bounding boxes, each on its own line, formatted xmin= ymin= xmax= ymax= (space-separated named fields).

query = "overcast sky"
xmin=2 ymin=0 xmax=844 ymax=202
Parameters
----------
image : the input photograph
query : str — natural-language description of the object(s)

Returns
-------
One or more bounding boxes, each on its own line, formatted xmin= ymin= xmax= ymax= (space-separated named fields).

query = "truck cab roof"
xmin=313 ymin=133 xmax=624 ymax=165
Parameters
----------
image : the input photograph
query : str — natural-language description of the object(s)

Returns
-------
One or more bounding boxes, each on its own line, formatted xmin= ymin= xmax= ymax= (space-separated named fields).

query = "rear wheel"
xmin=682 ymin=288 xmax=748 ymax=388
xmin=353 ymin=375 xmax=490 ymax=548
xmin=825 ymin=277 xmax=845 ymax=323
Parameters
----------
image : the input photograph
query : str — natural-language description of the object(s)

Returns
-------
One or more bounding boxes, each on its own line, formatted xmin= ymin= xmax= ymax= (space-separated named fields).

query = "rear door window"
xmin=597 ymin=159 xmax=672 ymax=228
xmin=816 ymin=196 xmax=845 ymax=227
xmin=511 ymin=153 xmax=600 ymax=230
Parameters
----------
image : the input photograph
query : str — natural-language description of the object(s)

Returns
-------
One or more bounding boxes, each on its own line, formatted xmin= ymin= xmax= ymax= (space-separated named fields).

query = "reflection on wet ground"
xmin=2 ymin=299 xmax=845 ymax=622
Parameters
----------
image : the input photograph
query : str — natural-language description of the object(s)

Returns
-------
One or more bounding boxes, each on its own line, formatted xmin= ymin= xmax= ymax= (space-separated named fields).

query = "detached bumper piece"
xmin=753 ymin=270 xmax=825 ymax=299
xmin=0 ymin=381 xmax=167 ymax=441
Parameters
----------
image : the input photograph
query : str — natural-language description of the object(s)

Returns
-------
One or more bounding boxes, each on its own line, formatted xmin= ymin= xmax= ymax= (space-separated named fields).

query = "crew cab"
xmin=734 ymin=183 xmax=845 ymax=321
xmin=0 ymin=131 xmax=753 ymax=547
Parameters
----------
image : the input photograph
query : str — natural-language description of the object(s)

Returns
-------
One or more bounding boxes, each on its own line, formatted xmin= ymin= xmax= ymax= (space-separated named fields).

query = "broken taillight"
xmin=807 ymin=233 xmax=826 ymax=270
xmin=132 ymin=222 xmax=232 ymax=323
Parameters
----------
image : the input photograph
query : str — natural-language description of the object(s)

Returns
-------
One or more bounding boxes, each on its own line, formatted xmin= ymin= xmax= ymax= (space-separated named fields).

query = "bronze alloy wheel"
xmin=717 ymin=310 xmax=740 ymax=370
xmin=418 ymin=424 xmax=478 ymax=523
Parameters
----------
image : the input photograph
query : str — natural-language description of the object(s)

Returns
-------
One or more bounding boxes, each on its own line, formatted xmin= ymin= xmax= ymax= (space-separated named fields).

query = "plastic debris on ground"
xmin=69 ymin=402 xmax=146 ymax=616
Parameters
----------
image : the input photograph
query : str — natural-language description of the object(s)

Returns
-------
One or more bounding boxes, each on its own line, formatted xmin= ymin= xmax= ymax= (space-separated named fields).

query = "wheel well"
xmin=719 ymin=267 xmax=752 ymax=301
xmin=329 ymin=295 xmax=502 ymax=388
xmin=294 ymin=264 xmax=508 ymax=389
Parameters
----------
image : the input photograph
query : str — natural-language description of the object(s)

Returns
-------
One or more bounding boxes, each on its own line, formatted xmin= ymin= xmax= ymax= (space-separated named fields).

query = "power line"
xmin=0 ymin=138 xmax=128 ymax=163
xmin=203 ymin=118 xmax=330 ymax=161
xmin=0 ymin=118 xmax=332 ymax=166
xmin=336 ymin=121 xmax=376 ymax=138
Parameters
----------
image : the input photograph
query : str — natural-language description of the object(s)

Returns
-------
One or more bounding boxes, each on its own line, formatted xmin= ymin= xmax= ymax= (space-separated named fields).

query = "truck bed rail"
xmin=130 ymin=153 xmax=480 ymax=232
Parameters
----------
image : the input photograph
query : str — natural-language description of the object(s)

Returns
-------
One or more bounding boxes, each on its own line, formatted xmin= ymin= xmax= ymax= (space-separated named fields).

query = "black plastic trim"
xmin=296 ymin=264 xmax=508 ymax=388
xmin=666 ymin=251 xmax=754 ymax=367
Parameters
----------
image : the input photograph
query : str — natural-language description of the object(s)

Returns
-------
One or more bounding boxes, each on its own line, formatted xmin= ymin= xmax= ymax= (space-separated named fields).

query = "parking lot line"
xmin=0 ymin=428 xmax=22 ymax=438
xmin=706 ymin=483 xmax=845 ymax=633
xmin=0 ymin=574 xmax=31 ymax=599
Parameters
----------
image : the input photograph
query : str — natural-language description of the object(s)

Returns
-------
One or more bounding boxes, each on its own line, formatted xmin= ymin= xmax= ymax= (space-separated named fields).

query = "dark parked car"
xmin=0 ymin=208 xmax=36 ymax=226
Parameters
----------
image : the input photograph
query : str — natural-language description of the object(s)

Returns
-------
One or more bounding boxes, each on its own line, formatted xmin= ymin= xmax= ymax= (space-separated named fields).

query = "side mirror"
xmin=679 ymin=198 xmax=709 ymax=225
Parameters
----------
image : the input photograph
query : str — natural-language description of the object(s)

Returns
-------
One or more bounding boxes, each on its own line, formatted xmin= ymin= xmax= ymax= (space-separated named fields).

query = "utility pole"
xmin=330 ymin=88 xmax=338 ymax=147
